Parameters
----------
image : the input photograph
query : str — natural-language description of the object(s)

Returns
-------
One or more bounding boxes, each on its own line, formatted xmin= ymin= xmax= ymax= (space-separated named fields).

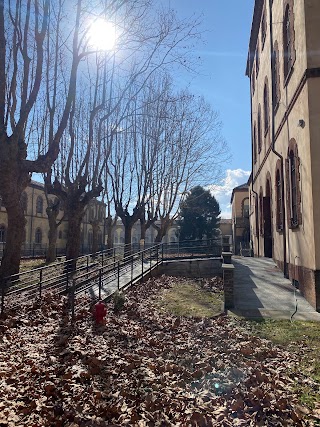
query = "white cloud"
xmin=207 ymin=169 xmax=251 ymax=219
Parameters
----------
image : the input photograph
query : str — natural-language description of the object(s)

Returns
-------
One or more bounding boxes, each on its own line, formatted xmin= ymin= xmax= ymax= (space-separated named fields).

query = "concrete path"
xmin=78 ymin=259 xmax=159 ymax=301
xmin=230 ymin=257 xmax=320 ymax=321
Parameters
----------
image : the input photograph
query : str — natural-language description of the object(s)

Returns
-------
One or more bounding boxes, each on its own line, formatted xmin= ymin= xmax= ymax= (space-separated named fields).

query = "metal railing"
xmin=0 ymin=239 xmax=221 ymax=316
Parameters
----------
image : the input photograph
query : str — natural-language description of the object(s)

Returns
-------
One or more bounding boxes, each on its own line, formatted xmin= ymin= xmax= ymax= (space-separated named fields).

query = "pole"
xmin=141 ymin=250 xmax=144 ymax=282
xmin=117 ymin=261 xmax=120 ymax=290
xmin=39 ymin=269 xmax=43 ymax=299
xmin=131 ymin=253 xmax=133 ymax=286
xmin=99 ymin=268 xmax=102 ymax=300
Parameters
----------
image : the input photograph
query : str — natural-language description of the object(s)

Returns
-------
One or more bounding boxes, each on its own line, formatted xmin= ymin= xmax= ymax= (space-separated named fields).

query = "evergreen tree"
xmin=179 ymin=186 xmax=220 ymax=241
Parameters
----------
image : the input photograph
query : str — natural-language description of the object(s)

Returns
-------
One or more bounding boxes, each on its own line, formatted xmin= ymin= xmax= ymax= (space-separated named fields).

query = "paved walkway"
xmin=230 ymin=257 xmax=320 ymax=321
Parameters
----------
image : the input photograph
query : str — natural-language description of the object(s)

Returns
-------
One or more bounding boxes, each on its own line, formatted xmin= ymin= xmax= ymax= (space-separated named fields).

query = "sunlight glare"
xmin=88 ymin=18 xmax=116 ymax=51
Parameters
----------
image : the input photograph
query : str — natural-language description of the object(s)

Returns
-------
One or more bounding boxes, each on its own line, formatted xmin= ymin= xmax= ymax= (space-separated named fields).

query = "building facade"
xmin=247 ymin=0 xmax=320 ymax=310
xmin=231 ymin=184 xmax=250 ymax=255
xmin=0 ymin=180 xmax=106 ymax=255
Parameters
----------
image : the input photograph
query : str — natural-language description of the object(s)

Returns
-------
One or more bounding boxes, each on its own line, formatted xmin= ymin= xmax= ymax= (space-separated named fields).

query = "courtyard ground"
xmin=0 ymin=275 xmax=319 ymax=426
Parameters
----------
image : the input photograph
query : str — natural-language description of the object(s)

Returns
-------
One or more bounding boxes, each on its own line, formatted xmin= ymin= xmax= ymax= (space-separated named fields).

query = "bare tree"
xmin=0 ymin=0 xmax=95 ymax=277
xmin=148 ymin=90 xmax=228 ymax=243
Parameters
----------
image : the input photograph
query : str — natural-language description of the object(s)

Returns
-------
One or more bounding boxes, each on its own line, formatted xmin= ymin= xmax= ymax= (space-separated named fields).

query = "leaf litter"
xmin=0 ymin=275 xmax=318 ymax=426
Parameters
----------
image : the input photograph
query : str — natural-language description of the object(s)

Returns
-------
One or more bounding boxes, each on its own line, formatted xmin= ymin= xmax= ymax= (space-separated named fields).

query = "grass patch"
xmin=20 ymin=258 xmax=46 ymax=272
xmin=157 ymin=280 xmax=223 ymax=318
xmin=245 ymin=319 xmax=320 ymax=410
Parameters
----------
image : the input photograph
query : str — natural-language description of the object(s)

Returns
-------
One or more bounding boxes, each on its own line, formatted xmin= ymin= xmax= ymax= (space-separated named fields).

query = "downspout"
xmin=249 ymin=55 xmax=260 ymax=257
xmin=268 ymin=0 xmax=288 ymax=277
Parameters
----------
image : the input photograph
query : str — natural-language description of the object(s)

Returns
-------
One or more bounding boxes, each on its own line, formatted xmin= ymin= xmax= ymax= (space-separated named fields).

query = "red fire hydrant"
xmin=93 ymin=300 xmax=107 ymax=325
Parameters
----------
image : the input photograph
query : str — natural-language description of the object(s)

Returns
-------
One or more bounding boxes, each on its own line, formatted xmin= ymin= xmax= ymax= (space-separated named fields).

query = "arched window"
xmin=283 ymin=2 xmax=295 ymax=81
xmin=273 ymin=42 xmax=281 ymax=109
xmin=0 ymin=224 xmax=6 ymax=243
xmin=259 ymin=189 xmax=264 ymax=236
xmin=251 ymin=64 xmax=255 ymax=94
xmin=36 ymin=196 xmax=43 ymax=214
xmin=263 ymin=80 xmax=269 ymax=136
xmin=286 ymin=140 xmax=301 ymax=228
xmin=258 ymin=105 xmax=262 ymax=153
xmin=35 ymin=228 xmax=42 ymax=244
xmin=275 ymin=166 xmax=283 ymax=231
xmin=253 ymin=124 xmax=257 ymax=164
xmin=255 ymin=41 xmax=260 ymax=78
xmin=261 ymin=10 xmax=267 ymax=47
xmin=21 ymin=192 xmax=28 ymax=214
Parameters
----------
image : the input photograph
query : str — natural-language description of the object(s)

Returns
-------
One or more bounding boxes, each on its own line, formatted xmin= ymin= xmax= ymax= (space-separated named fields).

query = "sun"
xmin=87 ymin=18 xmax=116 ymax=51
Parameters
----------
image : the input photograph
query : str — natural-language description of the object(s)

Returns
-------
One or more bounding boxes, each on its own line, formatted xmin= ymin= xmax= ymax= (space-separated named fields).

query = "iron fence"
xmin=0 ymin=239 xmax=221 ymax=317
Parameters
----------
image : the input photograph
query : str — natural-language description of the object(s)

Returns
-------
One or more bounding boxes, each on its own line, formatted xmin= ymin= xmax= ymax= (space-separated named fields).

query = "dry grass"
xmin=156 ymin=278 xmax=223 ymax=318
xmin=245 ymin=319 xmax=320 ymax=410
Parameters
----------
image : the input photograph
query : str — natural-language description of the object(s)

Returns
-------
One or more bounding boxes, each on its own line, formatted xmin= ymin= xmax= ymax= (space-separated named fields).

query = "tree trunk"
xmin=66 ymin=209 xmax=84 ymax=271
xmin=124 ymin=223 xmax=133 ymax=257
xmin=0 ymin=139 xmax=30 ymax=279
xmin=155 ymin=218 xmax=171 ymax=243
xmin=46 ymin=205 xmax=60 ymax=263
xmin=1 ymin=201 xmax=26 ymax=279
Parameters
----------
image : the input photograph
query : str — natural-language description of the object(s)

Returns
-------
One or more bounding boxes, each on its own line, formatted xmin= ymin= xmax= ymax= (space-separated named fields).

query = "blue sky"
xmin=160 ymin=0 xmax=255 ymax=217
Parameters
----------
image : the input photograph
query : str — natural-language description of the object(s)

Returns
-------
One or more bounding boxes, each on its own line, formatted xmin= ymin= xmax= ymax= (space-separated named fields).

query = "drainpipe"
xmin=249 ymin=56 xmax=260 ymax=258
xmin=268 ymin=0 xmax=288 ymax=277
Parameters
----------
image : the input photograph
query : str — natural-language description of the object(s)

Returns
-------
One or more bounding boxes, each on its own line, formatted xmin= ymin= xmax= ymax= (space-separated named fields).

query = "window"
xmin=261 ymin=10 xmax=267 ymax=47
xmin=252 ymin=64 xmax=255 ymax=94
xmin=263 ymin=80 xmax=269 ymax=135
xmin=273 ymin=42 xmax=281 ymax=109
xmin=283 ymin=2 xmax=295 ymax=81
xmin=258 ymin=106 xmax=262 ymax=153
xmin=286 ymin=140 xmax=301 ymax=228
xmin=0 ymin=224 xmax=6 ymax=243
xmin=21 ymin=192 xmax=28 ymax=214
xmin=253 ymin=124 xmax=257 ymax=164
xmin=242 ymin=198 xmax=250 ymax=218
xmin=259 ymin=189 xmax=264 ymax=235
xmin=35 ymin=228 xmax=42 ymax=244
xmin=275 ymin=167 xmax=283 ymax=230
xmin=255 ymin=42 xmax=260 ymax=78
xmin=36 ymin=196 xmax=43 ymax=214
xmin=289 ymin=150 xmax=298 ymax=226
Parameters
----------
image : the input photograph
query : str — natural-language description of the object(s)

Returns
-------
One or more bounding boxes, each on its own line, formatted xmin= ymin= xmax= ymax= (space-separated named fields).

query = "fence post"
xmin=141 ymin=250 xmax=144 ymax=282
xmin=86 ymin=257 xmax=89 ymax=273
xmin=117 ymin=261 xmax=120 ymax=290
xmin=39 ymin=269 xmax=43 ymax=299
xmin=157 ymin=245 xmax=159 ymax=270
xmin=131 ymin=254 xmax=133 ymax=286
xmin=98 ymin=268 xmax=102 ymax=300
xmin=101 ymin=252 xmax=104 ymax=268
xmin=71 ymin=279 xmax=76 ymax=323
xmin=149 ymin=247 xmax=152 ymax=275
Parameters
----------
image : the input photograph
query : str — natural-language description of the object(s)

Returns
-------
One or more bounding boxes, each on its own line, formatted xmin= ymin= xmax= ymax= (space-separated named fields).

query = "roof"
xmin=230 ymin=183 xmax=249 ymax=204
xmin=245 ymin=0 xmax=264 ymax=77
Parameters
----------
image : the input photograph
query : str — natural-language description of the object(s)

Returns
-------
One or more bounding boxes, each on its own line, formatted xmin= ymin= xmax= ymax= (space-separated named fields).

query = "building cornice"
xmin=246 ymin=0 xmax=264 ymax=77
